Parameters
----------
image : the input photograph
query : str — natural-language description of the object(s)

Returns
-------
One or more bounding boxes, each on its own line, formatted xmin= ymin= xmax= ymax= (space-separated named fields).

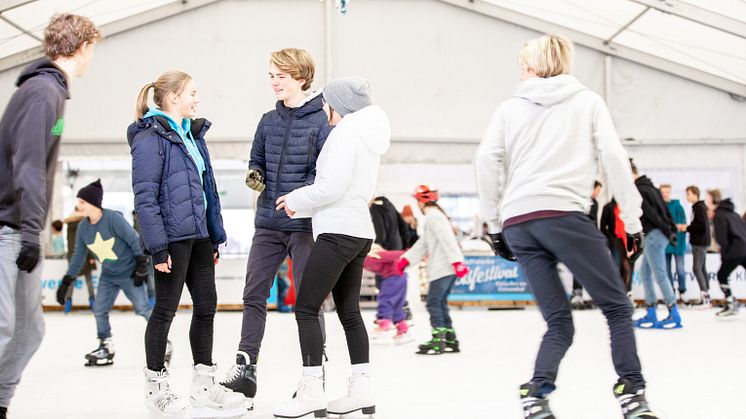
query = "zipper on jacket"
xmin=306 ymin=132 xmax=317 ymax=181
xmin=273 ymin=109 xmax=295 ymax=227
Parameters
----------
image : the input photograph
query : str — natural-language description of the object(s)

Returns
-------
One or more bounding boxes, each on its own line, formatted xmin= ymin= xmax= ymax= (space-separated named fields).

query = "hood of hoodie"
xmin=514 ymin=74 xmax=586 ymax=107
xmin=717 ymin=198 xmax=735 ymax=213
xmin=339 ymin=105 xmax=391 ymax=156
xmin=17 ymin=58 xmax=69 ymax=99
xmin=275 ymin=90 xmax=324 ymax=118
xmin=635 ymin=175 xmax=655 ymax=190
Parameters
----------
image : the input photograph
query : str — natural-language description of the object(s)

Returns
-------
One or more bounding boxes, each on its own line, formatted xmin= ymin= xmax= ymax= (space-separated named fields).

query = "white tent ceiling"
xmin=0 ymin=0 xmax=744 ymax=95
xmin=439 ymin=0 xmax=746 ymax=96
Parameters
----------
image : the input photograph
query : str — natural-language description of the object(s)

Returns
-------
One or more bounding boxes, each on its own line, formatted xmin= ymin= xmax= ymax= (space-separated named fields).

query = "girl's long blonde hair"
xmin=134 ymin=71 xmax=192 ymax=120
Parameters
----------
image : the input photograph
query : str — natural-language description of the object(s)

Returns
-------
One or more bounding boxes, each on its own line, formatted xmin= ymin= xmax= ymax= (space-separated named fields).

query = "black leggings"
xmin=717 ymin=257 xmax=746 ymax=298
xmin=295 ymin=234 xmax=372 ymax=367
xmin=145 ymin=238 xmax=217 ymax=371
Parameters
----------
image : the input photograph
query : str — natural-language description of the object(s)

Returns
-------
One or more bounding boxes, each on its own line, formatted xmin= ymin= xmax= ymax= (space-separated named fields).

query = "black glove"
xmin=56 ymin=274 xmax=76 ymax=305
xmin=668 ymin=233 xmax=678 ymax=247
xmin=488 ymin=233 xmax=517 ymax=261
xmin=16 ymin=241 xmax=41 ymax=273
xmin=132 ymin=255 xmax=150 ymax=287
xmin=245 ymin=169 xmax=265 ymax=192
xmin=626 ymin=232 xmax=645 ymax=262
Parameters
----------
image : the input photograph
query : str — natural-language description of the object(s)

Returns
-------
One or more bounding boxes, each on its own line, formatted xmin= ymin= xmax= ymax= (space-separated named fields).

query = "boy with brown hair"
xmin=0 ymin=13 xmax=100 ymax=418
xmin=222 ymin=48 xmax=332 ymax=409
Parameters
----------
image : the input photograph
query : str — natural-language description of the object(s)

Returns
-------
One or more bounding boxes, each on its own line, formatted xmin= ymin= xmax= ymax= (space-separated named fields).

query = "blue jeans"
xmin=665 ymin=252 xmax=686 ymax=293
xmin=504 ymin=213 xmax=644 ymax=395
xmin=638 ymin=229 xmax=676 ymax=306
xmin=95 ymin=274 xmax=151 ymax=340
xmin=0 ymin=226 xmax=45 ymax=407
xmin=426 ymin=275 xmax=457 ymax=329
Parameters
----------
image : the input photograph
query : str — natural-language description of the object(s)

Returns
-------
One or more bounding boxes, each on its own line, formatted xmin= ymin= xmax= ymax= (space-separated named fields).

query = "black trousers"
xmin=504 ymin=213 xmax=644 ymax=395
xmin=145 ymin=238 xmax=216 ymax=371
xmin=717 ymin=256 xmax=746 ymax=298
xmin=295 ymin=234 xmax=372 ymax=367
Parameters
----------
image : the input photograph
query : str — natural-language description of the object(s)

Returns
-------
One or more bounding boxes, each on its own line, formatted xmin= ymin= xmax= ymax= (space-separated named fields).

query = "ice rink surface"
xmin=10 ymin=305 xmax=745 ymax=419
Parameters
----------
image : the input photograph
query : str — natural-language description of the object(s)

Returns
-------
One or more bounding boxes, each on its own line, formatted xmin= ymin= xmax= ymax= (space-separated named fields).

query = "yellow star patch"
xmin=86 ymin=232 xmax=118 ymax=262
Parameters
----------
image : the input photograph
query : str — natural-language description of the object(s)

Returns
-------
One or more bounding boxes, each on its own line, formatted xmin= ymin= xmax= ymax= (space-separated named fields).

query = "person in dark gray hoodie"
xmin=0 ymin=14 xmax=100 ymax=417
xmin=711 ymin=193 xmax=746 ymax=317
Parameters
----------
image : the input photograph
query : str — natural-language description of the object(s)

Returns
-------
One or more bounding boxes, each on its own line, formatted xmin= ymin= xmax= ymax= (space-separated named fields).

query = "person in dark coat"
xmin=685 ymin=185 xmax=711 ymax=305
xmin=0 ymin=14 xmax=100 ymax=416
xmin=631 ymin=161 xmax=682 ymax=329
xmin=130 ymin=71 xmax=237 ymax=415
xmin=711 ymin=192 xmax=746 ymax=317
xmin=223 ymin=48 xmax=332 ymax=407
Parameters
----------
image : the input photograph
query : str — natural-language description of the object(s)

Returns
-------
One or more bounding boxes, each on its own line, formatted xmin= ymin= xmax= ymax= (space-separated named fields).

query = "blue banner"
xmin=449 ymin=255 xmax=533 ymax=301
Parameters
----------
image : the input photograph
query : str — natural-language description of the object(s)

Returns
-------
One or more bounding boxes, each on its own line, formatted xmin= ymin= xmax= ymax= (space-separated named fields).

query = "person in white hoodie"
xmin=475 ymin=35 xmax=657 ymax=419
xmin=273 ymin=77 xmax=390 ymax=419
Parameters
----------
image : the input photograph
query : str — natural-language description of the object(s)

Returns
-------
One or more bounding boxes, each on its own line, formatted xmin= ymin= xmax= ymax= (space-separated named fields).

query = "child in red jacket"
xmin=364 ymin=245 xmax=412 ymax=344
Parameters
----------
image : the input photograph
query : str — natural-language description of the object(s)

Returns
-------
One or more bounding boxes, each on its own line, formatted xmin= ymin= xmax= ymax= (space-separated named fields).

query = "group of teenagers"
xmin=3 ymin=11 xmax=736 ymax=419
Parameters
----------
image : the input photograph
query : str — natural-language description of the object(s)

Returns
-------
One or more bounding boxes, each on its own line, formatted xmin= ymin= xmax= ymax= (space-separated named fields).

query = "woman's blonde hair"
xmin=270 ymin=48 xmax=315 ymax=91
xmin=519 ymin=34 xmax=573 ymax=78
xmin=134 ymin=71 xmax=192 ymax=120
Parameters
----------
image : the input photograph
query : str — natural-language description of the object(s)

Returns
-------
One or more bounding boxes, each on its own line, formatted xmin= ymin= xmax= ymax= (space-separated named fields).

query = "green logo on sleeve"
xmin=51 ymin=118 xmax=64 ymax=136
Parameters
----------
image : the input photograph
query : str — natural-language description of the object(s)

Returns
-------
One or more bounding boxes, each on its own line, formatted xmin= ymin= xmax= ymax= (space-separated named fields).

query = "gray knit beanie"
xmin=322 ymin=77 xmax=373 ymax=116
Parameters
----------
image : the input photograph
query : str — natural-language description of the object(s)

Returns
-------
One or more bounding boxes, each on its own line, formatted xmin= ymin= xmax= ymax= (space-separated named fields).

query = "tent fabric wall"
xmin=0 ymin=0 xmax=744 ymax=212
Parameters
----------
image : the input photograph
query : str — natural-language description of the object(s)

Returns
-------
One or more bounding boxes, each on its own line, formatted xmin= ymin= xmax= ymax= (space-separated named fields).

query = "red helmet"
xmin=413 ymin=184 xmax=439 ymax=203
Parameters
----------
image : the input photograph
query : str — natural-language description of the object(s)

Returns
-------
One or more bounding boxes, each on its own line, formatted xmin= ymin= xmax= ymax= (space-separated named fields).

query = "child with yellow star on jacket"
xmin=56 ymin=179 xmax=156 ymax=367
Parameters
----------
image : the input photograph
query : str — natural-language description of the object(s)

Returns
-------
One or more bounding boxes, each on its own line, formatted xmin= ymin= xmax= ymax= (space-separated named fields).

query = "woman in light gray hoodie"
xmin=476 ymin=35 xmax=657 ymax=419
xmin=274 ymin=77 xmax=390 ymax=419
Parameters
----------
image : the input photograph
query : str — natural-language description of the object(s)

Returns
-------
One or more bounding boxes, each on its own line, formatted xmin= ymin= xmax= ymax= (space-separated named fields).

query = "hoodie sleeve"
xmin=476 ymin=105 xmax=508 ymax=234
xmin=429 ymin=211 xmax=464 ymax=265
xmin=285 ymin=130 xmax=356 ymax=212
xmin=131 ymin=135 xmax=169 ymax=263
xmin=11 ymin=100 xmax=56 ymax=245
xmin=687 ymin=203 xmax=707 ymax=235
xmin=248 ymin=116 xmax=266 ymax=176
xmin=591 ymin=98 xmax=643 ymax=234
xmin=713 ymin=214 xmax=729 ymax=254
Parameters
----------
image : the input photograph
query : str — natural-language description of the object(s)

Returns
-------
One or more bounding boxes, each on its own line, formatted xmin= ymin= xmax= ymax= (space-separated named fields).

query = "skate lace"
xmin=155 ymin=388 xmax=178 ymax=411
xmin=224 ymin=364 xmax=242 ymax=383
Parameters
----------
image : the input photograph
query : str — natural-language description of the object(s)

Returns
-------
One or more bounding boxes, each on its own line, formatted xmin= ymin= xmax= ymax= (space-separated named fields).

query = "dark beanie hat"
xmin=77 ymin=179 xmax=103 ymax=209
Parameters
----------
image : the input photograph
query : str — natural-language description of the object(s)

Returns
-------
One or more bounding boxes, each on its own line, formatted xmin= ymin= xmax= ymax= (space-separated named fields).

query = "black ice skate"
xmin=0 ymin=406 xmax=6 ymax=419
xmin=716 ymin=296 xmax=739 ymax=317
xmin=614 ymin=379 xmax=659 ymax=418
xmin=519 ymin=382 xmax=555 ymax=419
xmin=220 ymin=351 xmax=257 ymax=411
xmin=444 ymin=328 xmax=460 ymax=353
xmin=416 ymin=328 xmax=446 ymax=355
xmin=85 ymin=338 xmax=114 ymax=367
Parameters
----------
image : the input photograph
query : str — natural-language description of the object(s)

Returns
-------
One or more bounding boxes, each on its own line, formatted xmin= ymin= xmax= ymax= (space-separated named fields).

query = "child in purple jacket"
xmin=365 ymin=245 xmax=413 ymax=344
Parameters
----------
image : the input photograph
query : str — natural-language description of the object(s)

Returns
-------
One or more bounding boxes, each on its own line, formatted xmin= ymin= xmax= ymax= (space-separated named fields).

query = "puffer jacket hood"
xmin=127 ymin=115 xmax=210 ymax=147
xmin=514 ymin=74 xmax=586 ymax=107
xmin=340 ymin=105 xmax=391 ymax=156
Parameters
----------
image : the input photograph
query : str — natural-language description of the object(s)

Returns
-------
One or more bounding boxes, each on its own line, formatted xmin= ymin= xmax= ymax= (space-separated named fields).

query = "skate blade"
xmin=328 ymin=405 xmax=375 ymax=416
xmin=273 ymin=408 xmax=328 ymax=418
xmin=654 ymin=323 xmax=683 ymax=329
xmin=85 ymin=360 xmax=114 ymax=367
xmin=189 ymin=405 xmax=246 ymax=418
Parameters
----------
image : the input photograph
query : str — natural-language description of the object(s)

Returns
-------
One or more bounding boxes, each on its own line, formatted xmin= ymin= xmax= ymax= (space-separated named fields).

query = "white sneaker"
xmin=189 ymin=364 xmax=245 ymax=417
xmin=328 ymin=373 xmax=375 ymax=417
xmin=144 ymin=367 xmax=189 ymax=416
xmin=273 ymin=374 xmax=327 ymax=418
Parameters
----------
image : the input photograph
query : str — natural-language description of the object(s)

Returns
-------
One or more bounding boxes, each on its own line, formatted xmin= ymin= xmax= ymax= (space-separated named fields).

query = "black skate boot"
xmin=519 ymin=382 xmax=555 ymax=419
xmin=220 ymin=351 xmax=257 ymax=411
xmin=614 ymin=379 xmax=658 ymax=418
xmin=0 ymin=406 xmax=6 ymax=419
xmin=444 ymin=328 xmax=460 ymax=353
xmin=716 ymin=296 xmax=739 ymax=317
xmin=85 ymin=338 xmax=114 ymax=367
xmin=416 ymin=328 xmax=446 ymax=355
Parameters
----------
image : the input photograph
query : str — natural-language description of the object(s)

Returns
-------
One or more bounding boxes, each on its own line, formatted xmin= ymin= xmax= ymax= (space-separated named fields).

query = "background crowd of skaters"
xmin=1 ymin=11 xmax=745 ymax=419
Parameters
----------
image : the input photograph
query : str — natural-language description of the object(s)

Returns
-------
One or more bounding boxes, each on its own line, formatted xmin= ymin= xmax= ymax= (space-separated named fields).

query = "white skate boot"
xmin=189 ymin=363 xmax=245 ymax=418
xmin=144 ymin=368 xmax=189 ymax=416
xmin=273 ymin=373 xmax=327 ymax=418
xmin=328 ymin=372 xmax=375 ymax=417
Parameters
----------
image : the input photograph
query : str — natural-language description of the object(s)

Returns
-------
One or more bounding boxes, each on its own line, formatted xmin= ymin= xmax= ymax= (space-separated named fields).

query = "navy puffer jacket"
xmin=249 ymin=93 xmax=331 ymax=232
xmin=128 ymin=116 xmax=226 ymax=263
